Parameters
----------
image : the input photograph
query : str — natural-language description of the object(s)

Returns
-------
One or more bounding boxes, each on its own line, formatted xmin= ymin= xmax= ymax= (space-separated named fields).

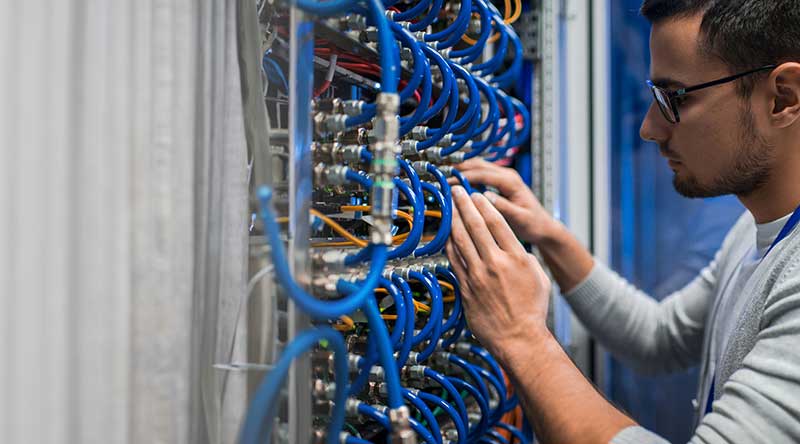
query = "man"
xmin=445 ymin=0 xmax=800 ymax=442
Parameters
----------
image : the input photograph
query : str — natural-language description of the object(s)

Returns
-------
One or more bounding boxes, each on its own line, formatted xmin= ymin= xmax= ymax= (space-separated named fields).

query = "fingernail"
xmin=484 ymin=191 xmax=498 ymax=203
xmin=452 ymin=186 xmax=464 ymax=197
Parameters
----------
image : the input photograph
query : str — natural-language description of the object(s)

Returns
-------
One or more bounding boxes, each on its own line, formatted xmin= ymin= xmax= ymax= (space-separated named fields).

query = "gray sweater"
xmin=565 ymin=212 xmax=800 ymax=443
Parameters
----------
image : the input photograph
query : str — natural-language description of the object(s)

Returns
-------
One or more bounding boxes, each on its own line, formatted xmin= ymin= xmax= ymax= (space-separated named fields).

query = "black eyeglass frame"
xmin=646 ymin=64 xmax=777 ymax=124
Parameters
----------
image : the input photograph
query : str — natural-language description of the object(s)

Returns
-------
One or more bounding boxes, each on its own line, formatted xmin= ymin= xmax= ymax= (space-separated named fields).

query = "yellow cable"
xmin=333 ymin=315 xmax=356 ymax=332
xmin=508 ymin=0 xmax=522 ymax=23
xmin=461 ymin=0 xmax=520 ymax=45
xmin=438 ymin=280 xmax=455 ymax=293
xmin=310 ymin=208 xmax=369 ymax=247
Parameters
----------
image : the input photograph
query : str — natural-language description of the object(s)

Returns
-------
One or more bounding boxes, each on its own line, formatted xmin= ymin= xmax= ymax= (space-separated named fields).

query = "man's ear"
xmin=769 ymin=62 xmax=800 ymax=128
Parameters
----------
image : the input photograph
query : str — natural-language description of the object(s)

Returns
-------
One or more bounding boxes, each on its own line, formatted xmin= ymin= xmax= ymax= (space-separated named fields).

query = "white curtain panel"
xmin=0 ymin=0 xmax=252 ymax=442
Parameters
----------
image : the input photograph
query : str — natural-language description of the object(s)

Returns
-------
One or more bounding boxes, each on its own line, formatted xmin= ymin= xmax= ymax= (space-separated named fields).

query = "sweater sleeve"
xmin=563 ymin=260 xmax=716 ymax=374
xmin=562 ymin=212 xmax=753 ymax=374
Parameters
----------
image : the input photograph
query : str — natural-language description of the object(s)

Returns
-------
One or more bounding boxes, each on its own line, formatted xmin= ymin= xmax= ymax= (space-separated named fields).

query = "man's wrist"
xmin=490 ymin=322 xmax=553 ymax=367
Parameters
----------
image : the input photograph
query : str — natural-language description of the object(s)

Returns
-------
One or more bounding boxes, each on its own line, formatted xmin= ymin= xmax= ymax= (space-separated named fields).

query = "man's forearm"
xmin=495 ymin=327 xmax=635 ymax=444
xmin=536 ymin=221 xmax=595 ymax=293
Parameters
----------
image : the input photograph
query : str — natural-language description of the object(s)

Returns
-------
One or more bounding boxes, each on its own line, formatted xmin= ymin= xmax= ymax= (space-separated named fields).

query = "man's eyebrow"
xmin=650 ymin=77 xmax=687 ymax=89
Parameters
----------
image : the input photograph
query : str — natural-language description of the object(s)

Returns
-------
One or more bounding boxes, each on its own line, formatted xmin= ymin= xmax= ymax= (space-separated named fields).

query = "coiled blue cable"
xmin=408 ymin=270 xmax=443 ymax=357
xmin=345 ymin=436 xmax=373 ymax=444
xmin=387 ymin=179 xmax=424 ymax=260
xmin=390 ymin=272 xmax=416 ymax=369
xmin=418 ymin=392 xmax=467 ymax=444
xmin=394 ymin=0 xmax=432 ymax=21
xmin=492 ymin=29 xmax=523 ymax=88
xmin=406 ymin=0 xmax=443 ymax=31
xmin=420 ymin=45 xmax=454 ymax=123
xmin=257 ymin=186 xmax=387 ymax=320
xmin=337 ymin=281 xmax=404 ymax=409
xmin=448 ymin=375 xmax=489 ymax=439
xmin=450 ymin=168 xmax=474 ymax=195
xmin=423 ymin=368 xmax=469 ymax=425
xmin=379 ymin=278 xmax=406 ymax=348
xmin=414 ymin=164 xmax=452 ymax=256
xmin=239 ymin=327 xmax=347 ymax=444
xmin=472 ymin=23 xmax=508 ymax=75
xmin=404 ymin=389 xmax=442 ymax=444
xmin=432 ymin=0 xmax=472 ymax=49
xmin=424 ymin=0 xmax=470 ymax=45
xmin=451 ymin=0 xmax=491 ymax=64
xmin=486 ymin=430 xmax=511 ymax=444
xmin=435 ymin=267 xmax=463 ymax=333
xmin=472 ymin=364 xmax=506 ymax=423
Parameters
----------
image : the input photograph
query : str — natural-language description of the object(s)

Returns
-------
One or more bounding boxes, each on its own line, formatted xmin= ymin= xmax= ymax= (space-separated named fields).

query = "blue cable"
xmin=472 ymin=364 xmax=506 ymax=423
xmin=361 ymin=404 xmax=438 ymax=444
xmin=420 ymin=45 xmax=454 ymax=123
xmin=345 ymin=436 xmax=373 ymax=444
xmin=492 ymin=29 xmax=523 ymax=88
xmin=469 ymin=345 xmax=508 ymax=403
xmin=435 ymin=267 xmax=463 ymax=333
xmin=448 ymin=63 xmax=480 ymax=133
xmin=379 ymin=277 xmax=407 ymax=348
xmin=472 ymin=23 xmax=508 ymax=75
xmin=431 ymin=0 xmax=472 ymax=49
xmin=418 ymin=392 xmax=467 ymax=444
xmin=450 ymin=168 xmax=474 ymax=194
xmin=448 ymin=375 xmax=489 ymax=439
xmin=262 ymin=54 xmax=289 ymax=93
xmin=451 ymin=0 xmax=491 ymax=63
xmin=387 ymin=179 xmax=423 ymax=260
xmin=423 ymin=367 xmax=469 ymax=427
xmin=417 ymin=49 xmax=458 ymax=149
xmin=448 ymin=354 xmax=490 ymax=403
xmin=390 ymin=272 xmax=416 ymax=369
xmin=394 ymin=0 xmax=432 ymax=21
xmin=496 ymin=423 xmax=529 ymax=444
xmin=424 ymin=0 xmax=470 ymax=44
xmin=337 ymin=281 xmax=404 ymax=409
xmin=240 ymin=327 xmax=347 ymax=444
xmin=407 ymin=0 xmax=443 ymax=31
xmin=257 ymin=186 xmax=387 ymax=320
xmin=408 ymin=270 xmax=443 ymax=359
xmin=510 ymin=97 xmax=531 ymax=147
xmin=404 ymin=389 xmax=443 ymax=444
xmin=486 ymin=430 xmax=510 ymax=444
xmin=460 ymin=78 xmax=500 ymax=155
xmin=414 ymin=164 xmax=452 ymax=256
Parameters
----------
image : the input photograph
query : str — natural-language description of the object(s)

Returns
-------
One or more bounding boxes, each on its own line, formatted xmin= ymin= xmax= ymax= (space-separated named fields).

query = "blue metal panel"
xmin=606 ymin=1 xmax=744 ymax=441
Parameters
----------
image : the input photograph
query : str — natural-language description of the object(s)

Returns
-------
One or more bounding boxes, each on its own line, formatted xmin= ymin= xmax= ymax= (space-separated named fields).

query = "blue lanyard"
xmin=764 ymin=204 xmax=800 ymax=258
xmin=705 ymin=203 xmax=800 ymax=415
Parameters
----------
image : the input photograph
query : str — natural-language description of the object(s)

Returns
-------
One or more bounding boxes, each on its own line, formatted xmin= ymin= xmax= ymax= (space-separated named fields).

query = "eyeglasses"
xmin=647 ymin=65 xmax=777 ymax=124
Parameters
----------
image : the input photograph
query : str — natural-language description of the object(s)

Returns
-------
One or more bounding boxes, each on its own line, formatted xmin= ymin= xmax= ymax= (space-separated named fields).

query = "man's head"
xmin=639 ymin=0 xmax=800 ymax=199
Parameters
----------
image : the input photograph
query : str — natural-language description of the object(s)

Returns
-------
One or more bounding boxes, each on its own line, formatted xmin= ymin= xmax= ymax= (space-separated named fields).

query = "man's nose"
xmin=640 ymin=101 xmax=671 ymax=145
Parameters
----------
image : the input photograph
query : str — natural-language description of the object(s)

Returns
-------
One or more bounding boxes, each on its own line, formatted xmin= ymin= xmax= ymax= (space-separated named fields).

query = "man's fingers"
xmin=449 ymin=189 xmax=482 ymax=269
xmin=457 ymin=168 xmax=519 ymax=197
xmin=483 ymin=191 xmax=524 ymax=221
xmin=452 ymin=186 xmax=498 ymax=259
xmin=471 ymin=193 xmax=525 ymax=254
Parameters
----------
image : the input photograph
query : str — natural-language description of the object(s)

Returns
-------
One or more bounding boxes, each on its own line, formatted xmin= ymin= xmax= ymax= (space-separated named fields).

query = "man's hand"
xmin=452 ymin=158 xmax=596 ymax=293
xmin=445 ymin=185 xmax=636 ymax=444
xmin=445 ymin=185 xmax=552 ymax=358
xmin=452 ymin=158 xmax=558 ymax=244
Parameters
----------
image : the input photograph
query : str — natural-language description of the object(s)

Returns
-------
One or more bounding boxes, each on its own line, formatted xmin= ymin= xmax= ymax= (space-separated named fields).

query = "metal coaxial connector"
xmin=389 ymin=406 xmax=417 ymax=444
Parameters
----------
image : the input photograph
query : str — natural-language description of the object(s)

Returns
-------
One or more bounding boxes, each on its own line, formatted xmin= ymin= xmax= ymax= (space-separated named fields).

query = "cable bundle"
xmin=243 ymin=0 xmax=533 ymax=442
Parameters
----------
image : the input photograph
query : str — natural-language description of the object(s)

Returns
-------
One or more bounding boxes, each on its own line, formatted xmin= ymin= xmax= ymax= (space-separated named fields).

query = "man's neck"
xmin=739 ymin=157 xmax=800 ymax=224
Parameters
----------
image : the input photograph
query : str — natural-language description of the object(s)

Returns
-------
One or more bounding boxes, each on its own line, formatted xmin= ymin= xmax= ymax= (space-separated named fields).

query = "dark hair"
xmin=641 ymin=0 xmax=800 ymax=96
